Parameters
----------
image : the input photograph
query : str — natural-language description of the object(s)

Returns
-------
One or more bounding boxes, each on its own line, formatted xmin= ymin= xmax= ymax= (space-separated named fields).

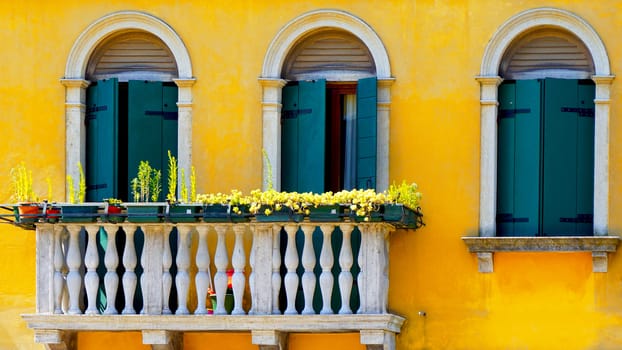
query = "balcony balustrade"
xmin=22 ymin=220 xmax=405 ymax=350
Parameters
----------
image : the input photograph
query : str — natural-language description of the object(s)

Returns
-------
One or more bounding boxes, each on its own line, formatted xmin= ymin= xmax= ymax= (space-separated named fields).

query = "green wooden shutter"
xmin=281 ymin=80 xmax=326 ymax=193
xmin=542 ymin=79 xmax=594 ymax=236
xmin=496 ymin=82 xmax=516 ymax=236
xmin=281 ymin=84 xmax=300 ymax=192
xmin=162 ymin=84 xmax=179 ymax=197
xmin=128 ymin=81 xmax=171 ymax=201
xmin=85 ymin=78 xmax=119 ymax=201
xmin=513 ymin=80 xmax=541 ymax=236
xmin=576 ymin=80 xmax=595 ymax=235
xmin=496 ymin=80 xmax=541 ymax=236
xmin=356 ymin=77 xmax=377 ymax=189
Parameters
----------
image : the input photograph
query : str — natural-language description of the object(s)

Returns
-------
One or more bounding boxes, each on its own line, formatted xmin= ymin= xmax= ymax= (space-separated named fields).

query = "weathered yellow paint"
xmin=2 ymin=0 xmax=622 ymax=349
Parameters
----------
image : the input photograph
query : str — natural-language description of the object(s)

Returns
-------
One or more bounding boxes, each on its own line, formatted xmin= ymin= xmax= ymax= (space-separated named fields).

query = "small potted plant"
xmin=385 ymin=181 xmax=424 ymax=229
xmin=10 ymin=162 xmax=41 ymax=225
xmin=60 ymin=162 xmax=99 ymax=223
xmin=228 ymin=189 xmax=251 ymax=222
xmin=104 ymin=198 xmax=124 ymax=224
xmin=43 ymin=177 xmax=61 ymax=223
xmin=166 ymin=151 xmax=200 ymax=223
xmin=125 ymin=160 xmax=163 ymax=223
xmin=305 ymin=191 xmax=343 ymax=222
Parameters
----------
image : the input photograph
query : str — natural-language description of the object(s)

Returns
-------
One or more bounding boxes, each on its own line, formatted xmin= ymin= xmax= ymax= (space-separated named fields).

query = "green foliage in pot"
xmin=10 ymin=162 xmax=37 ymax=203
xmin=131 ymin=161 xmax=161 ymax=202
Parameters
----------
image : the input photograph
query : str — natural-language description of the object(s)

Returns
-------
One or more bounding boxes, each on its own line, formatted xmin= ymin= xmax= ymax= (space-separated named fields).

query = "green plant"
xmin=66 ymin=162 xmax=86 ymax=204
xmin=104 ymin=198 xmax=123 ymax=206
xmin=10 ymin=162 xmax=37 ymax=203
xmin=131 ymin=161 xmax=161 ymax=202
xmin=190 ymin=166 xmax=196 ymax=203
xmin=387 ymin=181 xmax=422 ymax=210
xmin=262 ymin=148 xmax=274 ymax=190
xmin=180 ymin=168 xmax=188 ymax=203
xmin=167 ymin=150 xmax=177 ymax=202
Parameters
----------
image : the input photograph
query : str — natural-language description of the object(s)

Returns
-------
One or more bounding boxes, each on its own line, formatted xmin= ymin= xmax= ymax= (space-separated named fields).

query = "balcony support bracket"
xmin=35 ymin=329 xmax=76 ymax=350
xmin=252 ymin=330 xmax=288 ymax=350
xmin=142 ymin=330 xmax=183 ymax=350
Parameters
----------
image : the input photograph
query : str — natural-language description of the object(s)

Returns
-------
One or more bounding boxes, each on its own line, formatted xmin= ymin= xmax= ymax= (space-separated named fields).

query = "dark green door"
xmin=497 ymin=78 xmax=594 ymax=236
xmin=85 ymin=78 xmax=119 ymax=202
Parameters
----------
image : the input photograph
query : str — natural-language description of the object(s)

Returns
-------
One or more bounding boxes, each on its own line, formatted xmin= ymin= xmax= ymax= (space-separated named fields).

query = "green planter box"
xmin=125 ymin=203 xmax=164 ymax=223
xmin=308 ymin=205 xmax=343 ymax=222
xmin=384 ymin=204 xmax=424 ymax=229
xmin=60 ymin=204 xmax=99 ymax=223
xmin=230 ymin=204 xmax=250 ymax=223
xmin=255 ymin=206 xmax=302 ymax=222
xmin=168 ymin=204 xmax=201 ymax=223
xmin=203 ymin=204 xmax=230 ymax=222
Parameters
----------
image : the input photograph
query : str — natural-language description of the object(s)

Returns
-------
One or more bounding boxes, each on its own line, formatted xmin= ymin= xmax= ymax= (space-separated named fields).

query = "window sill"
xmin=462 ymin=236 xmax=620 ymax=273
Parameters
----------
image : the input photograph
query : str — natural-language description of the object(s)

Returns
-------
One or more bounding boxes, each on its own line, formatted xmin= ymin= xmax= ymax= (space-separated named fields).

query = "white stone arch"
xmin=477 ymin=7 xmax=614 ymax=236
xmin=259 ymin=9 xmax=393 ymax=191
xmin=62 ymin=11 xmax=195 ymax=197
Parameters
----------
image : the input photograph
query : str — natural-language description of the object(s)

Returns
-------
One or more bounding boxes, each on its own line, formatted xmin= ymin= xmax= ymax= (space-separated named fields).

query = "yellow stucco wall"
xmin=2 ymin=0 xmax=622 ymax=349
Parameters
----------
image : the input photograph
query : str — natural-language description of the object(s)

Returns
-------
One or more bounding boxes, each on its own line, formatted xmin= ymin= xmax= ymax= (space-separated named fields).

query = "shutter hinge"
xmin=496 ymin=213 xmax=529 ymax=223
xmin=498 ymin=108 xmax=531 ymax=119
xmin=282 ymin=108 xmax=312 ymax=120
xmin=145 ymin=111 xmax=178 ymax=120
xmin=559 ymin=214 xmax=593 ymax=223
xmin=86 ymin=184 xmax=108 ymax=191
xmin=560 ymin=107 xmax=594 ymax=118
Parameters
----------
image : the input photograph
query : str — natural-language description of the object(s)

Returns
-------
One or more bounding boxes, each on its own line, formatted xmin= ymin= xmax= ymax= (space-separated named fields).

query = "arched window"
xmin=62 ymin=11 xmax=194 ymax=201
xmin=477 ymin=8 xmax=613 ymax=237
xmin=259 ymin=9 xmax=393 ymax=192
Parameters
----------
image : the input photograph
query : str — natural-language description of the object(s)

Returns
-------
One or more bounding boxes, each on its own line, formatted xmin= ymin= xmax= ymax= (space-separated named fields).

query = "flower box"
xmin=255 ymin=206 xmax=302 ymax=222
xmin=308 ymin=204 xmax=343 ymax=222
xmin=15 ymin=203 xmax=42 ymax=224
xmin=105 ymin=204 xmax=125 ymax=224
xmin=60 ymin=204 xmax=99 ymax=223
xmin=167 ymin=203 xmax=201 ymax=223
xmin=202 ymin=204 xmax=230 ymax=222
xmin=384 ymin=204 xmax=424 ymax=229
xmin=125 ymin=203 xmax=164 ymax=223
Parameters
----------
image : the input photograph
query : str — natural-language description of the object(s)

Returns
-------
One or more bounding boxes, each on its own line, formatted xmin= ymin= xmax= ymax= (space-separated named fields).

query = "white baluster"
xmin=53 ymin=225 xmax=67 ymax=314
xmin=102 ymin=224 xmax=119 ymax=315
xmin=248 ymin=226 xmax=257 ymax=315
xmin=319 ymin=224 xmax=335 ymax=315
xmin=300 ymin=224 xmax=316 ymax=315
xmin=84 ymin=225 xmax=101 ymax=315
xmin=231 ymin=225 xmax=247 ymax=315
xmin=121 ymin=224 xmax=138 ymax=314
xmin=65 ymin=225 xmax=83 ymax=315
xmin=175 ymin=225 xmax=193 ymax=315
xmin=213 ymin=225 xmax=229 ymax=315
xmin=272 ymin=225 xmax=282 ymax=314
xmin=283 ymin=224 xmax=299 ymax=315
xmin=194 ymin=226 xmax=211 ymax=315
xmin=338 ymin=223 xmax=354 ymax=314
xmin=162 ymin=226 xmax=173 ymax=315
xmin=357 ymin=225 xmax=365 ymax=314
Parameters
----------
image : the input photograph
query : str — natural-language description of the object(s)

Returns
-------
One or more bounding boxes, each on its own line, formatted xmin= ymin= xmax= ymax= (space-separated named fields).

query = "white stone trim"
xmin=63 ymin=11 xmax=194 ymax=200
xmin=478 ymin=8 xmax=613 ymax=236
xmin=481 ymin=7 xmax=610 ymax=77
xmin=260 ymin=9 xmax=392 ymax=191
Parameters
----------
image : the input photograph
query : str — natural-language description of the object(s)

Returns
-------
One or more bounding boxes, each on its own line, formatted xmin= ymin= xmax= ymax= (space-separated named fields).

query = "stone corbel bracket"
xmin=462 ymin=236 xmax=620 ymax=273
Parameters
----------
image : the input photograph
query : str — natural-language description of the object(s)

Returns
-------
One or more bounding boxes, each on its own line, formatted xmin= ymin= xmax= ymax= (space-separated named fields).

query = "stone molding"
xmin=462 ymin=236 xmax=620 ymax=273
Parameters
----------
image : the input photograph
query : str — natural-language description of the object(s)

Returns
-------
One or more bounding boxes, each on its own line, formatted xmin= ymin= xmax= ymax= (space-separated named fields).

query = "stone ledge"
xmin=23 ymin=314 xmax=405 ymax=350
xmin=23 ymin=313 xmax=404 ymax=333
xmin=462 ymin=236 xmax=620 ymax=273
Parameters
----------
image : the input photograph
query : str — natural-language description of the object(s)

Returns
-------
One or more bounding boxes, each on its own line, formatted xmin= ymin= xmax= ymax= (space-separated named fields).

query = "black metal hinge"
xmin=560 ymin=213 xmax=593 ymax=223
xmin=560 ymin=107 xmax=594 ymax=118
xmin=145 ymin=111 xmax=178 ymax=120
xmin=496 ymin=213 xmax=529 ymax=223
xmin=282 ymin=108 xmax=312 ymax=120
xmin=498 ymin=108 xmax=531 ymax=119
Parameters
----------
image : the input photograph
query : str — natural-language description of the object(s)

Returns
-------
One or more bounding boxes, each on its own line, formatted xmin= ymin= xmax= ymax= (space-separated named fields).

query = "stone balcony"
xmin=22 ymin=220 xmax=405 ymax=350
